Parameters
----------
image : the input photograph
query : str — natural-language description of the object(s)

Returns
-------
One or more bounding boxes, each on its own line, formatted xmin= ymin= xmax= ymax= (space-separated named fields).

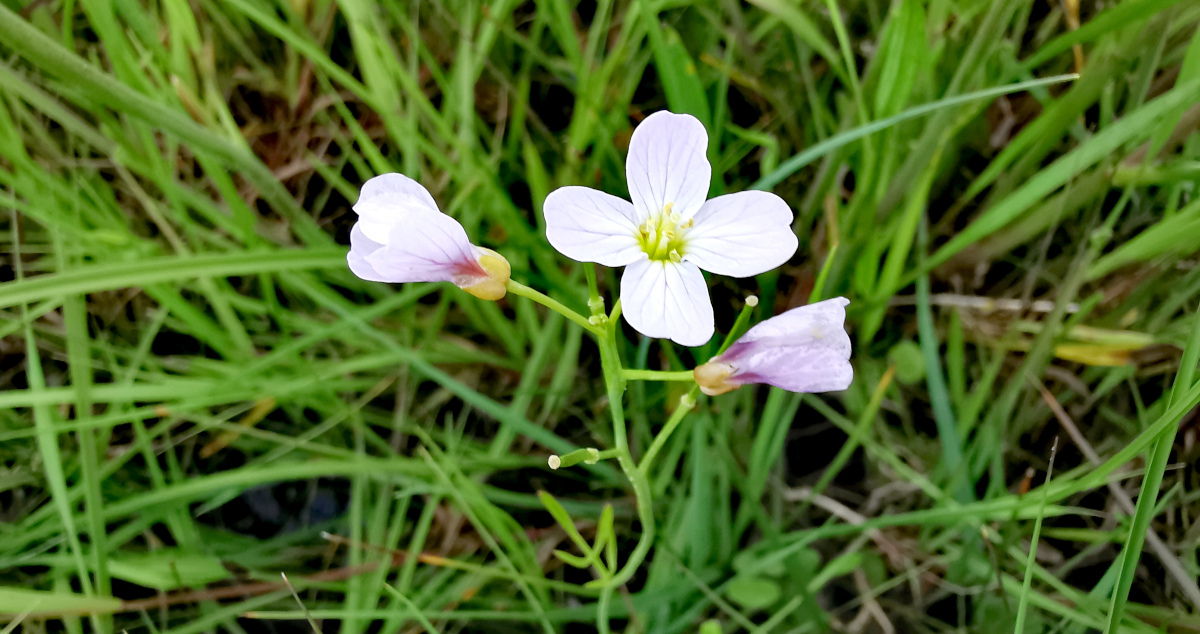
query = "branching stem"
xmin=514 ymin=271 xmax=689 ymax=602
xmin=593 ymin=324 xmax=656 ymax=590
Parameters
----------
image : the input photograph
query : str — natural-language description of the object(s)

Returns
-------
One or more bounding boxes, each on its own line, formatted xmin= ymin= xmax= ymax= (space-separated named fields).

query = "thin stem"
xmin=621 ymin=369 xmax=695 ymax=382
xmin=584 ymin=263 xmax=601 ymax=309
xmin=593 ymin=326 xmax=655 ymax=591
xmin=596 ymin=586 xmax=613 ymax=634
xmin=809 ymin=244 xmax=839 ymax=304
xmin=715 ymin=297 xmax=759 ymax=356
xmin=505 ymin=280 xmax=599 ymax=335
xmin=633 ymin=297 xmax=755 ymax=480
xmin=549 ymin=447 xmax=620 ymax=470
xmin=638 ymin=387 xmax=699 ymax=475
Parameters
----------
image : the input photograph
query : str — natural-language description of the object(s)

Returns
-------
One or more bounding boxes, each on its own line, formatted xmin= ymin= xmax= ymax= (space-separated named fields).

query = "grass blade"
xmin=752 ymin=75 xmax=1077 ymax=191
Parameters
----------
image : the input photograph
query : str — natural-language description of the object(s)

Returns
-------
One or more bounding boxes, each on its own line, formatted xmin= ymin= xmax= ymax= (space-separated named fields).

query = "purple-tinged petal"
xmin=728 ymin=346 xmax=853 ymax=393
xmin=353 ymin=173 xmax=442 ymax=244
xmin=732 ymin=297 xmax=850 ymax=351
xmin=359 ymin=209 xmax=485 ymax=284
xmin=347 ymin=224 xmax=392 ymax=282
xmin=704 ymin=297 xmax=853 ymax=394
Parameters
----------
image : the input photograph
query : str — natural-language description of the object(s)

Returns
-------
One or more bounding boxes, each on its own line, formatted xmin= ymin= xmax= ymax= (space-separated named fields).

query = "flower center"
xmin=636 ymin=202 xmax=692 ymax=263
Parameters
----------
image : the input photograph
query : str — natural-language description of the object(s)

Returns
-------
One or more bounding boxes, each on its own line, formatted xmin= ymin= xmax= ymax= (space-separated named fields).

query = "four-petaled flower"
xmin=693 ymin=297 xmax=853 ymax=396
xmin=543 ymin=111 xmax=798 ymax=346
xmin=347 ymin=173 xmax=511 ymax=300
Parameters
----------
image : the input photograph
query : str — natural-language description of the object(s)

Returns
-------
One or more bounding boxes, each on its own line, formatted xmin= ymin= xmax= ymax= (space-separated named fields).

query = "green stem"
xmin=809 ymin=244 xmax=839 ymax=304
xmin=715 ymin=297 xmax=759 ymax=356
xmin=635 ymin=296 xmax=754 ymax=477
xmin=584 ymin=263 xmax=601 ymax=309
xmin=596 ymin=586 xmax=613 ymax=634
xmin=550 ymin=447 xmax=620 ymax=469
xmin=508 ymin=270 xmax=664 ymax=597
xmin=638 ymin=387 xmax=700 ymax=475
xmin=621 ymin=369 xmax=695 ymax=382
xmin=592 ymin=322 xmax=655 ymax=591
xmin=506 ymin=280 xmax=599 ymax=335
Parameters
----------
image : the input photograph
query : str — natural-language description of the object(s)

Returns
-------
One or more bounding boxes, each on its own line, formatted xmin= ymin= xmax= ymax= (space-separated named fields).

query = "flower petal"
xmin=361 ymin=209 xmax=484 ymax=284
xmin=353 ymin=173 xmax=442 ymax=244
xmin=544 ymin=186 xmax=643 ymax=266
xmin=684 ymin=191 xmax=798 ymax=277
xmin=734 ymin=347 xmax=854 ymax=392
xmin=347 ymin=224 xmax=392 ymax=282
xmin=620 ymin=257 xmax=714 ymax=346
xmin=738 ymin=297 xmax=850 ymax=351
xmin=626 ymin=111 xmax=712 ymax=219
xmin=718 ymin=297 xmax=852 ymax=392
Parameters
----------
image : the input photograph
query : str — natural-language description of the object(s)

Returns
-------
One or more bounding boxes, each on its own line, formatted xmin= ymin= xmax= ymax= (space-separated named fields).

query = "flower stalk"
xmin=505 ymin=279 xmax=599 ymax=335
xmin=638 ymin=390 xmax=699 ymax=476
xmin=620 ymin=369 xmax=695 ymax=382
xmin=548 ymin=447 xmax=617 ymax=470
xmin=592 ymin=309 xmax=656 ymax=589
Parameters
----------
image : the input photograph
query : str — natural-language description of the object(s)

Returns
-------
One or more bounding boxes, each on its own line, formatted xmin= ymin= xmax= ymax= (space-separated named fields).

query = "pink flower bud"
xmin=694 ymin=297 xmax=852 ymax=396
xmin=347 ymin=173 xmax=510 ymax=300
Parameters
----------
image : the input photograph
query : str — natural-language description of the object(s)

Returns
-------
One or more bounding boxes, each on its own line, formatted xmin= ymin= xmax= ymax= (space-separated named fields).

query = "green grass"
xmin=2 ymin=0 xmax=1200 ymax=631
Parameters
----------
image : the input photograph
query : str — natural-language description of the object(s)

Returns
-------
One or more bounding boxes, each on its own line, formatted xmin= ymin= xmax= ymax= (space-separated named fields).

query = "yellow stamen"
xmin=636 ymin=202 xmax=689 ymax=262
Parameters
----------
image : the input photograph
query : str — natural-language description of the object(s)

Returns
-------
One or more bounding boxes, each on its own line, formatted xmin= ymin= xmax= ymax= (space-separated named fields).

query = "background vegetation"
xmin=2 ymin=0 xmax=1200 ymax=631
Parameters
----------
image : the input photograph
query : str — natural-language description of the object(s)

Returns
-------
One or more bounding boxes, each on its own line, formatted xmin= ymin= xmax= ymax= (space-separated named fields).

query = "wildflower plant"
xmin=346 ymin=111 xmax=852 ymax=601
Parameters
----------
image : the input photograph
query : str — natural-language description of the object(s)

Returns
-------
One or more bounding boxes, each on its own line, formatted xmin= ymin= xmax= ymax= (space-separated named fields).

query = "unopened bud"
xmin=693 ymin=361 xmax=740 ymax=396
xmin=690 ymin=297 xmax=853 ymax=395
xmin=461 ymin=248 xmax=511 ymax=301
xmin=550 ymin=447 xmax=603 ymax=469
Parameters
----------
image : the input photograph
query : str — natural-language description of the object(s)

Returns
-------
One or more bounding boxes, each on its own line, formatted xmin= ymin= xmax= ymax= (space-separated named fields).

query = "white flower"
xmin=693 ymin=297 xmax=852 ymax=396
xmin=347 ymin=173 xmax=510 ymax=300
xmin=543 ymin=111 xmax=798 ymax=346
